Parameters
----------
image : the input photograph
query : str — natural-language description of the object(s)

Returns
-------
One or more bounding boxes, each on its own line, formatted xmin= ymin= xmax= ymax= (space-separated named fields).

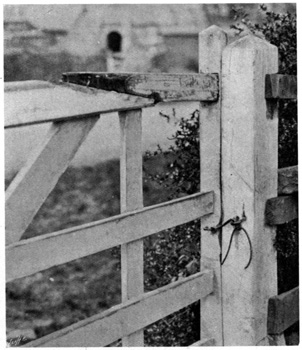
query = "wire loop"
xmin=203 ymin=211 xmax=253 ymax=269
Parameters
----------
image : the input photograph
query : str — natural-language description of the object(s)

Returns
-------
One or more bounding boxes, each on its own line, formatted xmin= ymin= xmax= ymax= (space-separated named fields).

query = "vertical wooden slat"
xmin=5 ymin=117 xmax=99 ymax=245
xmin=198 ymin=25 xmax=227 ymax=346
xmin=119 ymin=109 xmax=144 ymax=346
xmin=221 ymin=35 xmax=279 ymax=345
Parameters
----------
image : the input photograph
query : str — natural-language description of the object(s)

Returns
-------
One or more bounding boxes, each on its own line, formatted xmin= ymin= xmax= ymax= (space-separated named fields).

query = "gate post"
xmin=221 ymin=35 xmax=279 ymax=345
xmin=199 ymin=25 xmax=227 ymax=346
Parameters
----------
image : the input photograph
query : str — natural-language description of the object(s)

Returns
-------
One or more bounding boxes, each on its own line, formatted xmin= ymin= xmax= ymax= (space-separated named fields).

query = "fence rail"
xmin=6 ymin=191 xmax=213 ymax=282
xmin=265 ymin=74 xmax=297 ymax=100
xmin=267 ymin=286 xmax=299 ymax=335
xmin=4 ymin=82 xmax=154 ymax=129
xmin=23 ymin=270 xmax=213 ymax=347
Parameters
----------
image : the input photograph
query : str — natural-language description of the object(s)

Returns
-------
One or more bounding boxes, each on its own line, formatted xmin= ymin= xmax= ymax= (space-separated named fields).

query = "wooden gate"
xmin=5 ymin=25 xmax=297 ymax=346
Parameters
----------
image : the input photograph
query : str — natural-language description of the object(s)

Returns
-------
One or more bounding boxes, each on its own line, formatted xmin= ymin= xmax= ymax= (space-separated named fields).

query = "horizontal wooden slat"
xmin=6 ymin=191 xmax=214 ymax=282
xmin=267 ymin=286 xmax=299 ymax=334
xmin=5 ymin=117 xmax=99 ymax=245
xmin=4 ymin=82 xmax=154 ymax=129
xmin=190 ymin=338 xmax=215 ymax=346
xmin=278 ymin=165 xmax=298 ymax=195
xmin=265 ymin=195 xmax=298 ymax=225
xmin=23 ymin=270 xmax=213 ymax=347
xmin=265 ymin=74 xmax=297 ymax=99
xmin=62 ymin=72 xmax=219 ymax=102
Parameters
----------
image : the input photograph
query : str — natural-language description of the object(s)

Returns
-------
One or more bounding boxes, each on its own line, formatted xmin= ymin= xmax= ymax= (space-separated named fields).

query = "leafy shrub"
xmin=144 ymin=5 xmax=297 ymax=346
xmin=144 ymin=111 xmax=201 ymax=346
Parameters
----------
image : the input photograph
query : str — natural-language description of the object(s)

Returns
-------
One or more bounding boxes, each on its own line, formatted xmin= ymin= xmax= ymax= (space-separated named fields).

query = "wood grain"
xmin=62 ymin=72 xmax=219 ymax=102
xmin=6 ymin=191 xmax=214 ymax=282
xmin=23 ymin=270 xmax=213 ymax=347
xmin=267 ymin=287 xmax=299 ymax=334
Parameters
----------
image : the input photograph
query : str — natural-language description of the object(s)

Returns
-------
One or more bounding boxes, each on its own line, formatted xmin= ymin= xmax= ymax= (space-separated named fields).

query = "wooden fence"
xmin=5 ymin=25 xmax=298 ymax=346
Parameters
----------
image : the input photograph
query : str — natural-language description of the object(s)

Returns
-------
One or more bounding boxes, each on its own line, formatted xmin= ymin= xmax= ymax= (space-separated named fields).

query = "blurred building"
xmin=4 ymin=3 xmax=296 ymax=79
xmin=4 ymin=6 xmax=67 ymax=55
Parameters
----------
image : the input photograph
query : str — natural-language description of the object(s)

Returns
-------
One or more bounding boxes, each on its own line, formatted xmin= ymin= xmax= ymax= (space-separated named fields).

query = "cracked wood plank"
xmin=62 ymin=72 xmax=219 ymax=102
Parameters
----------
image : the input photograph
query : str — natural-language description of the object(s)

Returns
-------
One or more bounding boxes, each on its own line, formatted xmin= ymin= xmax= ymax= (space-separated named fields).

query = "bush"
xmin=144 ymin=5 xmax=297 ymax=346
xmin=144 ymin=111 xmax=201 ymax=346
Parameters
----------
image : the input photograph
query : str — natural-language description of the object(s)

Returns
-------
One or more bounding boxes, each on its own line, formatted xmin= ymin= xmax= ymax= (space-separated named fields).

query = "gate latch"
xmin=203 ymin=209 xmax=252 ymax=269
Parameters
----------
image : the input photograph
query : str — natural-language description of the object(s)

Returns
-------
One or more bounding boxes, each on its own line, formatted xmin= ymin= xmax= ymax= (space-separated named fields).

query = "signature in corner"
xmin=6 ymin=335 xmax=27 ymax=347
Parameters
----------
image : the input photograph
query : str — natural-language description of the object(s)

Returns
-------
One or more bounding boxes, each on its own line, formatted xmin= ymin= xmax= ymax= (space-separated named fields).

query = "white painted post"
xmin=119 ymin=109 xmax=144 ymax=346
xmin=199 ymin=25 xmax=227 ymax=346
xmin=221 ymin=35 xmax=279 ymax=345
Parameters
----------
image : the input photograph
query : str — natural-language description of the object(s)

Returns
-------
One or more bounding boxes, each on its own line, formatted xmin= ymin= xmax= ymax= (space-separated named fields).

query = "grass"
xmin=6 ymin=155 xmax=175 ymax=345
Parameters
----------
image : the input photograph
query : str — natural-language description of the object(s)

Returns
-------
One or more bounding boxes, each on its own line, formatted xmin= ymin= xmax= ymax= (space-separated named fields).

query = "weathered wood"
xmin=199 ymin=25 xmax=227 ymax=346
xmin=267 ymin=286 xmax=299 ymax=334
xmin=278 ymin=165 xmax=298 ymax=195
xmin=62 ymin=72 xmax=219 ymax=102
xmin=265 ymin=195 xmax=298 ymax=225
xmin=6 ymin=191 xmax=214 ymax=282
xmin=266 ymin=74 xmax=297 ymax=99
xmin=119 ymin=109 xmax=144 ymax=346
xmin=23 ymin=270 xmax=213 ymax=347
xmin=4 ymin=83 xmax=154 ymax=129
xmin=190 ymin=338 xmax=215 ymax=346
xmin=5 ymin=117 xmax=98 ymax=245
xmin=221 ymin=35 xmax=279 ymax=345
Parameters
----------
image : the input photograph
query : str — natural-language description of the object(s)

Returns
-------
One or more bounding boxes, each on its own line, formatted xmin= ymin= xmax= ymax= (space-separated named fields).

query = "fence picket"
xmin=5 ymin=117 xmax=98 ymax=245
xmin=119 ymin=109 xmax=144 ymax=346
